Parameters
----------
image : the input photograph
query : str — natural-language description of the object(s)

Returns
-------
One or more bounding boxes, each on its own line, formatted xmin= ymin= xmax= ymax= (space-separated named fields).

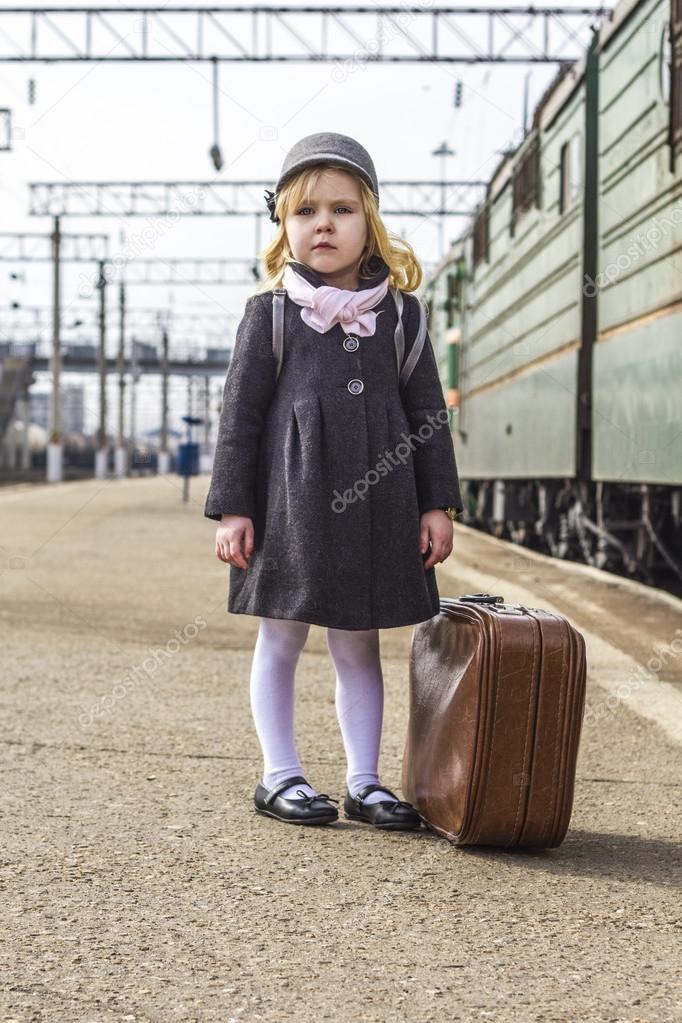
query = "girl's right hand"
xmin=215 ymin=515 xmax=254 ymax=569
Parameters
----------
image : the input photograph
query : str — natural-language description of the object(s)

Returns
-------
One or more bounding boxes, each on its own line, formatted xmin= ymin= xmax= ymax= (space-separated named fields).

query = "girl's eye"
xmin=297 ymin=206 xmax=352 ymax=215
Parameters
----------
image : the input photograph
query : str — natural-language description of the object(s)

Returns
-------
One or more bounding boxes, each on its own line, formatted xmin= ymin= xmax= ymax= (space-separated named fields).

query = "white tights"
xmin=249 ymin=616 xmax=394 ymax=803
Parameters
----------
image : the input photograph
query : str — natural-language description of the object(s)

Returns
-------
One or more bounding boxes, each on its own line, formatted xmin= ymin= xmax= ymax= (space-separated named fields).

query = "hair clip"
xmin=264 ymin=189 xmax=279 ymax=224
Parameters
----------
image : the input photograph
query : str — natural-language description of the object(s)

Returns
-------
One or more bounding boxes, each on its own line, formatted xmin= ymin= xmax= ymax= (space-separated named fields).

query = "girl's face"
xmin=284 ymin=168 xmax=368 ymax=290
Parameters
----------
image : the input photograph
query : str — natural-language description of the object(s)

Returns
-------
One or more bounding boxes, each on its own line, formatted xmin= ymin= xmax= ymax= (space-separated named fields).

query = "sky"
xmin=0 ymin=0 xmax=606 ymax=439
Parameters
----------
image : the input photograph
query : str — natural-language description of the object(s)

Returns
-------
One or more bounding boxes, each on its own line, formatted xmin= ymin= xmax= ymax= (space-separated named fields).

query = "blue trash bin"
xmin=177 ymin=442 xmax=199 ymax=477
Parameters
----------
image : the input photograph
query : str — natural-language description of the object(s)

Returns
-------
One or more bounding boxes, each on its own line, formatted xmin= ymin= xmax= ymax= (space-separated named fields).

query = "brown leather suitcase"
xmin=401 ymin=593 xmax=587 ymax=848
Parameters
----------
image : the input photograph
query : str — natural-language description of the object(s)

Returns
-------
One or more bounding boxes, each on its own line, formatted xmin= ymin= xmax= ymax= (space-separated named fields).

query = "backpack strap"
xmin=398 ymin=293 xmax=427 ymax=389
xmin=389 ymin=287 xmax=427 ymax=390
xmin=390 ymin=287 xmax=405 ymax=376
xmin=272 ymin=285 xmax=426 ymax=388
xmin=272 ymin=288 xmax=286 ymax=379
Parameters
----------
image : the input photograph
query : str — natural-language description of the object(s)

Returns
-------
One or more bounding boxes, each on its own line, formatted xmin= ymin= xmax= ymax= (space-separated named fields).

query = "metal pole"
xmin=201 ymin=374 xmax=211 ymax=472
xmin=523 ymin=71 xmax=531 ymax=136
xmin=95 ymin=260 xmax=108 ymax=479
xmin=47 ymin=214 xmax=63 ymax=482
xmin=254 ymin=213 xmax=261 ymax=271
xmin=432 ymin=143 xmax=455 ymax=262
xmin=5 ymin=412 xmax=17 ymax=471
xmin=576 ymin=30 xmax=599 ymax=484
xmin=158 ymin=326 xmax=170 ymax=474
xmin=115 ymin=278 xmax=127 ymax=477
xmin=182 ymin=376 xmax=193 ymax=502
xmin=19 ymin=391 xmax=31 ymax=471
xmin=439 ymin=155 xmax=445 ymax=260
xmin=130 ymin=336 xmax=138 ymax=471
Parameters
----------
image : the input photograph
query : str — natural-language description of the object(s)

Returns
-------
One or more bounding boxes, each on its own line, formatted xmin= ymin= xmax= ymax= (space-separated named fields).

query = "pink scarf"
xmin=281 ymin=263 xmax=389 ymax=337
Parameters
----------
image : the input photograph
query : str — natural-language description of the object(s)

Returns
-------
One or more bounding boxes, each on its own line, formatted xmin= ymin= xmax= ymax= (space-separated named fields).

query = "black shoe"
xmin=254 ymin=775 xmax=339 ymax=826
xmin=344 ymin=783 xmax=423 ymax=831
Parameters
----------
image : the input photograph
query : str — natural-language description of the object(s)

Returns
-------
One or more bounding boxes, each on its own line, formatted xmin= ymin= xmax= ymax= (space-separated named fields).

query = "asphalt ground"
xmin=1 ymin=474 xmax=680 ymax=1023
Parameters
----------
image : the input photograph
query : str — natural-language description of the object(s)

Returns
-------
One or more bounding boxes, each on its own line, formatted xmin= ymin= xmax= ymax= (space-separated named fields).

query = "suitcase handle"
xmin=441 ymin=594 xmax=532 ymax=617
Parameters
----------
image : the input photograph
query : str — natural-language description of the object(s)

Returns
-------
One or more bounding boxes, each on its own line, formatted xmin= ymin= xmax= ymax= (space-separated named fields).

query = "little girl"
xmin=204 ymin=132 xmax=463 ymax=831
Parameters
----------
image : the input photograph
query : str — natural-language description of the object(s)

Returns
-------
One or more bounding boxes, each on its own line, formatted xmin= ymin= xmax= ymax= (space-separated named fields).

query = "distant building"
xmin=31 ymin=386 xmax=85 ymax=435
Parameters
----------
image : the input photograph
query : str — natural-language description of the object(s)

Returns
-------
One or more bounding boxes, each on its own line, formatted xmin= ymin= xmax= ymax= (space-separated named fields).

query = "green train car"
xmin=425 ymin=0 xmax=682 ymax=589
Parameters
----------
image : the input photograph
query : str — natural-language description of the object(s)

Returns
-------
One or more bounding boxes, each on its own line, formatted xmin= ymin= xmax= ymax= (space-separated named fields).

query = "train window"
xmin=511 ymin=135 xmax=539 ymax=231
xmin=559 ymin=141 xmax=569 ymax=214
xmin=473 ymin=203 xmax=489 ymax=268
xmin=445 ymin=270 xmax=462 ymax=327
xmin=660 ymin=22 xmax=672 ymax=104
xmin=559 ymin=134 xmax=582 ymax=214
xmin=569 ymin=132 xmax=583 ymax=202
xmin=672 ymin=1 xmax=682 ymax=165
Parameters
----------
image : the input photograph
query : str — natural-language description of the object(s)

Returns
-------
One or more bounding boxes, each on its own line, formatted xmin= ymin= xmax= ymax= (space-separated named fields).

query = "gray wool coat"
xmin=203 ymin=256 xmax=464 ymax=631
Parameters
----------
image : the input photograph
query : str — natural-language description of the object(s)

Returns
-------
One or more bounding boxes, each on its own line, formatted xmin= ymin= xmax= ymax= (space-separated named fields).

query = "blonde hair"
xmin=252 ymin=164 xmax=423 ymax=295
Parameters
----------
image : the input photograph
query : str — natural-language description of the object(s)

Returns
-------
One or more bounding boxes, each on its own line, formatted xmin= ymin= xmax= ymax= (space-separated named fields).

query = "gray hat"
xmin=264 ymin=132 xmax=379 ymax=223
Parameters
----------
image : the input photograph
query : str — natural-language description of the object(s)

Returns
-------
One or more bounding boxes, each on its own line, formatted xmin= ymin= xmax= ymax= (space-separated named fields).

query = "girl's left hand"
xmin=420 ymin=510 xmax=454 ymax=570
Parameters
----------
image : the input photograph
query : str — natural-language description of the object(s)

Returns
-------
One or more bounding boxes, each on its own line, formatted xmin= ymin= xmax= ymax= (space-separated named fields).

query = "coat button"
xmin=348 ymin=379 xmax=364 ymax=395
xmin=343 ymin=336 xmax=359 ymax=352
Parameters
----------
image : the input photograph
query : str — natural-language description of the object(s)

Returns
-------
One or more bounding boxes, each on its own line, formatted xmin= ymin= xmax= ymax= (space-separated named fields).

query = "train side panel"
xmin=457 ymin=355 xmax=578 ymax=479
xmin=459 ymin=79 xmax=587 ymax=478
xmin=594 ymin=0 xmax=682 ymax=483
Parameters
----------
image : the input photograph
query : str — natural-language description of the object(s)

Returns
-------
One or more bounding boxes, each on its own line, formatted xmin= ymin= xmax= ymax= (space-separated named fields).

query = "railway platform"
xmin=1 ymin=475 xmax=680 ymax=1023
